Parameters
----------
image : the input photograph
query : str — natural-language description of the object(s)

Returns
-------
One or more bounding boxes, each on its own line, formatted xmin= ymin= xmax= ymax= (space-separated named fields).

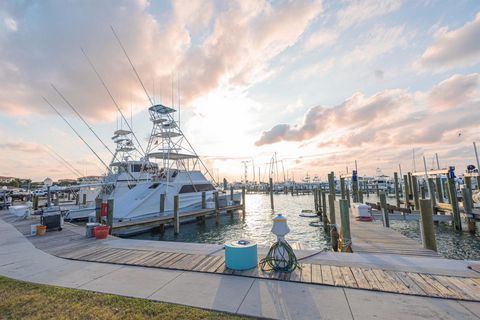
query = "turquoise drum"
xmin=224 ymin=240 xmax=258 ymax=270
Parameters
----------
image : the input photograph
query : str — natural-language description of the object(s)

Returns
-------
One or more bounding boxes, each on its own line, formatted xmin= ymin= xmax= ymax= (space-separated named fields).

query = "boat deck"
xmin=2 ymin=211 xmax=479 ymax=303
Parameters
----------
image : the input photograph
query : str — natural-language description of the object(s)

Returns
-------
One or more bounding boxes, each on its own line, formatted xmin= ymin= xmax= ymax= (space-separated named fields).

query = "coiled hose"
xmin=259 ymin=240 xmax=300 ymax=272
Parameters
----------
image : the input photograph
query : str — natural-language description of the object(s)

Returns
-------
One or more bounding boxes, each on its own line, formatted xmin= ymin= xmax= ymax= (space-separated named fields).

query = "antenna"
xmin=111 ymin=26 xmax=154 ymax=106
xmin=177 ymin=72 xmax=180 ymax=129
xmin=80 ymin=47 xmax=146 ymax=155
xmin=42 ymin=96 xmax=111 ymax=173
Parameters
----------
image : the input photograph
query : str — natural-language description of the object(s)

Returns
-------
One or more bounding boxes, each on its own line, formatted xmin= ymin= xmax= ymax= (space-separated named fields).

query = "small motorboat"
xmin=299 ymin=209 xmax=318 ymax=218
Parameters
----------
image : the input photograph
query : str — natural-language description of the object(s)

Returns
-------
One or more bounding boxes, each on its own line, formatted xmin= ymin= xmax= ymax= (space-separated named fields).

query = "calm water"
xmin=130 ymin=193 xmax=480 ymax=261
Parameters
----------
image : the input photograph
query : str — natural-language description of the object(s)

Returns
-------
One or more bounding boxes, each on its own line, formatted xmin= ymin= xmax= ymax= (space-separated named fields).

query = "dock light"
xmin=271 ymin=213 xmax=290 ymax=240
xmin=260 ymin=213 xmax=299 ymax=272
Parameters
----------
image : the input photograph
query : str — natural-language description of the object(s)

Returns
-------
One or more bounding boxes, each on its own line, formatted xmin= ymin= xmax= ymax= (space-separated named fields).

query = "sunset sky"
xmin=1 ymin=0 xmax=480 ymax=182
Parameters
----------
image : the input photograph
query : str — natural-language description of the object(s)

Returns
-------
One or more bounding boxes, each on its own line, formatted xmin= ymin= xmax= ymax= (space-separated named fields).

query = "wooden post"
xmin=33 ymin=195 xmax=39 ymax=210
xmin=464 ymin=176 xmax=473 ymax=206
xmin=107 ymin=199 xmax=114 ymax=234
xmin=269 ymin=177 xmax=274 ymax=211
xmin=173 ymin=195 xmax=179 ymax=234
xmin=411 ymin=175 xmax=420 ymax=210
xmin=420 ymin=183 xmax=426 ymax=200
xmin=328 ymin=194 xmax=336 ymax=225
xmin=365 ymin=181 xmax=370 ymax=197
xmin=428 ymin=178 xmax=437 ymax=209
xmin=394 ymin=172 xmax=400 ymax=208
xmin=379 ymin=192 xmax=389 ymax=227
xmin=461 ymin=186 xmax=476 ymax=233
xmin=328 ymin=172 xmax=335 ymax=197
xmin=346 ymin=187 xmax=351 ymax=208
xmin=95 ymin=198 xmax=102 ymax=223
xmin=160 ymin=193 xmax=165 ymax=213
xmin=339 ymin=199 xmax=352 ymax=252
xmin=403 ymin=174 xmax=410 ymax=209
xmin=340 ymin=178 xmax=346 ymax=200
xmin=317 ymin=189 xmax=322 ymax=216
xmin=223 ymin=178 xmax=227 ymax=190
xmin=330 ymin=225 xmax=339 ymax=252
xmin=230 ymin=186 xmax=234 ymax=201
xmin=201 ymin=192 xmax=206 ymax=209
xmin=322 ymin=191 xmax=327 ymax=226
xmin=352 ymin=172 xmax=359 ymax=203
xmin=447 ymin=169 xmax=461 ymax=231
xmin=82 ymin=193 xmax=87 ymax=205
xmin=214 ymin=191 xmax=220 ymax=224
xmin=419 ymin=199 xmax=437 ymax=251
xmin=241 ymin=186 xmax=246 ymax=219
xmin=376 ymin=184 xmax=380 ymax=197
xmin=358 ymin=190 xmax=363 ymax=204
xmin=313 ymin=188 xmax=319 ymax=213
xmin=435 ymin=176 xmax=444 ymax=203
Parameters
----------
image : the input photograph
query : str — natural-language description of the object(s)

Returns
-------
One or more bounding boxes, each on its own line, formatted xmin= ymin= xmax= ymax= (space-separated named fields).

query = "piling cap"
xmin=271 ymin=213 xmax=290 ymax=237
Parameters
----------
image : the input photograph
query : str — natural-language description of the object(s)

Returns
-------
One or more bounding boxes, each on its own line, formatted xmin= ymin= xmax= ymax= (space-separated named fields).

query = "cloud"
xmin=420 ymin=12 xmax=480 ymax=70
xmin=336 ymin=0 xmax=402 ymax=30
xmin=0 ymin=0 xmax=322 ymax=120
xmin=303 ymin=30 xmax=338 ymax=51
xmin=427 ymin=73 xmax=479 ymax=110
xmin=255 ymin=73 xmax=480 ymax=148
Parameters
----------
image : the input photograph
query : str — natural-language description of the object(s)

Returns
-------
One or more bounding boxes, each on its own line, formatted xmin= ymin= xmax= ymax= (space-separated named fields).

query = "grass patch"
xmin=0 ymin=276 xmax=253 ymax=319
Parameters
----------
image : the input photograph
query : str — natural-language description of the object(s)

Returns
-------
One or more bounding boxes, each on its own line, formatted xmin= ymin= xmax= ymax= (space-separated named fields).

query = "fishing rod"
xmin=80 ymin=47 xmax=146 ymax=156
xmin=111 ymin=26 xmax=219 ymax=185
xmin=42 ymin=96 xmax=112 ymax=174
xmin=44 ymin=144 xmax=84 ymax=177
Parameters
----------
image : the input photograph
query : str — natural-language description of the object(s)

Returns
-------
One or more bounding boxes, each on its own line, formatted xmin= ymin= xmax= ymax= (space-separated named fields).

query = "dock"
xmin=2 ymin=209 xmax=479 ymax=304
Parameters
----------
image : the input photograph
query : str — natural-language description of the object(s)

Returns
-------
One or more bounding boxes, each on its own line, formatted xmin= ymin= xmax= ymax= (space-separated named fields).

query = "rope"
xmin=259 ymin=240 xmax=300 ymax=273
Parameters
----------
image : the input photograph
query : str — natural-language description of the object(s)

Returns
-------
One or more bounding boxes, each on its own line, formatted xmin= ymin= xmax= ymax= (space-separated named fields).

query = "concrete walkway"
xmin=1 ymin=219 xmax=479 ymax=319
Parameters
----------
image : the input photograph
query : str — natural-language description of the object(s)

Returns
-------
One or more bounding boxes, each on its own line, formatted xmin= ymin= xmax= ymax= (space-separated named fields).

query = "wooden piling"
xmin=314 ymin=188 xmax=319 ymax=212
xmin=428 ymin=178 xmax=437 ymax=209
xmin=435 ymin=176 xmax=444 ymax=203
xmin=447 ymin=171 xmax=462 ymax=231
xmin=321 ymin=191 xmax=327 ymax=226
xmin=269 ymin=177 xmax=274 ymax=211
xmin=331 ymin=225 xmax=339 ymax=252
xmin=419 ymin=199 xmax=437 ymax=251
xmin=230 ymin=186 xmax=234 ymax=201
xmin=461 ymin=186 xmax=476 ymax=234
xmin=107 ymin=199 xmax=114 ymax=234
xmin=394 ymin=172 xmax=400 ymax=208
xmin=358 ymin=190 xmax=363 ymax=204
xmin=241 ymin=186 xmax=246 ymax=219
xmin=339 ymin=199 xmax=352 ymax=252
xmin=328 ymin=172 xmax=335 ymax=197
xmin=201 ymin=192 xmax=206 ymax=209
xmin=173 ymin=195 xmax=179 ymax=234
xmin=340 ymin=177 xmax=346 ymax=200
xmin=328 ymin=194 xmax=336 ymax=225
xmin=464 ymin=176 xmax=473 ymax=205
xmin=403 ymin=174 xmax=410 ymax=209
xmin=214 ymin=192 xmax=220 ymax=224
xmin=411 ymin=175 xmax=420 ymax=210
xmin=379 ymin=192 xmax=389 ymax=227
xmin=352 ymin=173 xmax=359 ymax=203
xmin=376 ymin=184 xmax=380 ymax=197
xmin=95 ymin=198 xmax=102 ymax=223
xmin=33 ymin=195 xmax=38 ymax=210
xmin=346 ymin=187 xmax=351 ymax=208
xmin=317 ymin=189 xmax=322 ymax=216
xmin=160 ymin=193 xmax=165 ymax=213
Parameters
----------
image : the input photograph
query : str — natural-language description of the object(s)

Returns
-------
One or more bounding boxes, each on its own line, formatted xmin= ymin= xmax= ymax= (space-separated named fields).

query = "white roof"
xmin=148 ymin=152 xmax=198 ymax=160
xmin=149 ymin=104 xmax=176 ymax=114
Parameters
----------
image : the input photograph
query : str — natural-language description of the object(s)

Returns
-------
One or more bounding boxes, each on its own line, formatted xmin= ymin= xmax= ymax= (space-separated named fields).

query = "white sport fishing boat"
xmin=102 ymin=103 xmax=239 ymax=223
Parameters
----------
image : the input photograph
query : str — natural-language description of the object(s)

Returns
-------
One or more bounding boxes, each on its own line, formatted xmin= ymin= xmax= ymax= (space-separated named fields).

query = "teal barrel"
xmin=224 ymin=240 xmax=257 ymax=270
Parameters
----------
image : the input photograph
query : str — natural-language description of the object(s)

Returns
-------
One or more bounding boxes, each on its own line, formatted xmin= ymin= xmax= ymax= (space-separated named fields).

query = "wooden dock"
xmin=2 ymin=210 xmax=480 ymax=303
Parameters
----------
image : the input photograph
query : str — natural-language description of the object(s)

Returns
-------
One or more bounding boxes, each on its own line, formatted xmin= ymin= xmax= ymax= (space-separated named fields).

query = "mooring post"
xmin=33 ymin=195 xmax=39 ymax=210
xmin=230 ymin=186 xmax=234 ymax=201
xmin=214 ymin=191 xmax=220 ymax=224
xmin=331 ymin=225 xmax=339 ymax=252
xmin=376 ymin=184 xmax=380 ymax=197
xmin=435 ymin=176 xmax=444 ymax=203
xmin=241 ymin=186 xmax=246 ymax=218
xmin=403 ymin=174 xmax=410 ymax=209
xmin=419 ymin=199 xmax=437 ymax=251
xmin=340 ymin=177 xmax=346 ymax=200
xmin=269 ymin=177 xmax=274 ymax=210
xmin=365 ymin=181 xmax=370 ymax=197
xmin=352 ymin=170 xmax=359 ymax=203
xmin=447 ymin=167 xmax=462 ymax=231
xmin=346 ymin=187 xmax=351 ymax=208
xmin=394 ymin=172 xmax=400 ymax=208
xmin=420 ymin=183 xmax=426 ymax=200
xmin=358 ymin=190 xmax=363 ymax=204
xmin=160 ymin=193 xmax=165 ymax=214
xmin=339 ymin=199 xmax=352 ymax=252
xmin=380 ymin=192 xmax=389 ymax=227
xmin=411 ymin=175 xmax=420 ymax=210
xmin=201 ymin=192 xmax=206 ymax=209
xmin=328 ymin=172 xmax=335 ymax=197
xmin=328 ymin=194 xmax=336 ymax=225
xmin=313 ymin=188 xmax=318 ymax=213
xmin=322 ymin=191 xmax=327 ymax=226
xmin=95 ymin=198 xmax=102 ymax=223
xmin=107 ymin=199 xmax=114 ymax=234
xmin=223 ymin=178 xmax=227 ymax=190
xmin=461 ymin=186 xmax=476 ymax=233
xmin=464 ymin=176 xmax=473 ymax=206
xmin=173 ymin=195 xmax=179 ymax=234
xmin=317 ymin=189 xmax=322 ymax=216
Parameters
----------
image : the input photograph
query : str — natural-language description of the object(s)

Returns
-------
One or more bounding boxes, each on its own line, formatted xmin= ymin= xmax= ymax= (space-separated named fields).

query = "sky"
xmin=0 ymin=0 xmax=480 ymax=182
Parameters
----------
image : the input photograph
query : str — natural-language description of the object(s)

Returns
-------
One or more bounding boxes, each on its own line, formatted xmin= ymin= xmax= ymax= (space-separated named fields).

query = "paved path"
xmin=1 ymin=217 xmax=480 ymax=319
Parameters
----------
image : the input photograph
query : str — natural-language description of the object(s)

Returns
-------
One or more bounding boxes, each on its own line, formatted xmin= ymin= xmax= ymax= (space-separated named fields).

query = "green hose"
xmin=259 ymin=240 xmax=300 ymax=273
